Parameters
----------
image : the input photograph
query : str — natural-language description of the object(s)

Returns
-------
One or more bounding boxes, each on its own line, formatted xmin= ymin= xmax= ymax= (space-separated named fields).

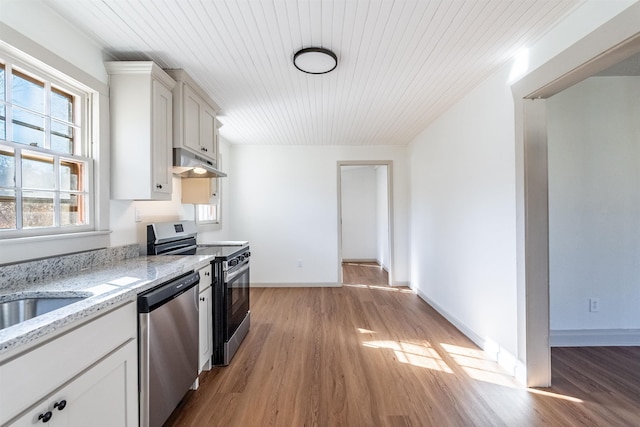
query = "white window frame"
xmin=0 ymin=58 xmax=94 ymax=237
xmin=0 ymin=27 xmax=110 ymax=264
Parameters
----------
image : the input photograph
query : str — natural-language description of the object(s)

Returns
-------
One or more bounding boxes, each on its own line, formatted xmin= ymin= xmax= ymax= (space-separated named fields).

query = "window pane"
xmin=22 ymin=152 xmax=54 ymax=189
xmin=0 ymin=188 xmax=16 ymax=229
xmin=51 ymin=88 xmax=73 ymax=122
xmin=60 ymin=193 xmax=86 ymax=226
xmin=196 ymin=204 xmax=218 ymax=223
xmin=51 ymin=120 xmax=74 ymax=153
xmin=22 ymin=190 xmax=54 ymax=228
xmin=13 ymin=108 xmax=45 ymax=146
xmin=51 ymin=134 xmax=73 ymax=154
xmin=12 ymin=70 xmax=45 ymax=113
xmin=60 ymin=159 xmax=83 ymax=191
xmin=0 ymin=146 xmax=14 ymax=187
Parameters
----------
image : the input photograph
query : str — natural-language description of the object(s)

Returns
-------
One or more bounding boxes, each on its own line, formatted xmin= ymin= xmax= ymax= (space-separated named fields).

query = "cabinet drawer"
xmin=0 ymin=302 xmax=136 ymax=425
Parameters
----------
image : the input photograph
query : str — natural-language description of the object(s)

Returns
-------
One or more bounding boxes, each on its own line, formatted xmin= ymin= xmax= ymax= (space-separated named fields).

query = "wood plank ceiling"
xmin=44 ymin=0 xmax=583 ymax=146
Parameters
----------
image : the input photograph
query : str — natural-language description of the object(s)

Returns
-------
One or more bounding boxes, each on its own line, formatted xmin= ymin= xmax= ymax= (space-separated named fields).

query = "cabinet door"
xmin=9 ymin=340 xmax=138 ymax=427
xmin=152 ymin=79 xmax=173 ymax=197
xmin=198 ymin=286 xmax=213 ymax=372
xmin=197 ymin=264 xmax=213 ymax=372
xmin=183 ymin=85 xmax=203 ymax=153
xmin=201 ymin=104 xmax=217 ymax=160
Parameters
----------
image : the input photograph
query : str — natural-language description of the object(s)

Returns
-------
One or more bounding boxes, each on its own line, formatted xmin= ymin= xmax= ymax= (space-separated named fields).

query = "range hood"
xmin=172 ymin=148 xmax=227 ymax=178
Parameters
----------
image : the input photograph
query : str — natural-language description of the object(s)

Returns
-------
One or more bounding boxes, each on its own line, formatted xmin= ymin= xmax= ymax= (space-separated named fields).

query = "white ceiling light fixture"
xmin=293 ymin=47 xmax=337 ymax=74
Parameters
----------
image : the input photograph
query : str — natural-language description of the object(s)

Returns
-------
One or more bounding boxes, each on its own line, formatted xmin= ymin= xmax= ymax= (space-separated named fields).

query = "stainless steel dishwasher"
xmin=138 ymin=271 xmax=200 ymax=427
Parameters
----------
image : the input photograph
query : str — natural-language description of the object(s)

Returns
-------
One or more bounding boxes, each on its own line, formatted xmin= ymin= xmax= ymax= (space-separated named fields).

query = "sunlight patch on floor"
xmin=458 ymin=365 xmax=518 ymax=388
xmin=441 ymin=342 xmax=518 ymax=388
xmin=440 ymin=343 xmax=584 ymax=402
xmin=527 ymin=388 xmax=583 ymax=403
xmin=343 ymin=283 xmax=414 ymax=293
xmin=363 ymin=340 xmax=453 ymax=373
xmin=343 ymin=262 xmax=383 ymax=269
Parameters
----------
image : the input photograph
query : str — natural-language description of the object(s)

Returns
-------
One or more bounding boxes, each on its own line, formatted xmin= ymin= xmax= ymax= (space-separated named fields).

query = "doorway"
xmin=513 ymin=5 xmax=640 ymax=387
xmin=337 ymin=161 xmax=393 ymax=286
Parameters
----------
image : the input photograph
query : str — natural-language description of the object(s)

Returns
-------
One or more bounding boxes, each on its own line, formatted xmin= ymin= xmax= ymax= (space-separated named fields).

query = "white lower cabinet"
xmin=198 ymin=264 xmax=213 ymax=373
xmin=0 ymin=302 xmax=138 ymax=426
xmin=10 ymin=340 xmax=137 ymax=427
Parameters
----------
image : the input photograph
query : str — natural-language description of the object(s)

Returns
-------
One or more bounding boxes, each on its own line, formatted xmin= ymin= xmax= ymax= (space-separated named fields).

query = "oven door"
xmin=224 ymin=259 xmax=250 ymax=341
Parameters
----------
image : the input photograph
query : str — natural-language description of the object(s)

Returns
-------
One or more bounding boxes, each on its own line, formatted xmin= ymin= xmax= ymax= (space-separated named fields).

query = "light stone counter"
xmin=0 ymin=253 xmax=213 ymax=357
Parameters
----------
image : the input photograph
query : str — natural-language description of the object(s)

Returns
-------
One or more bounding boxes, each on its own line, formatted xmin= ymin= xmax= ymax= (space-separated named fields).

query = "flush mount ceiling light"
xmin=293 ymin=47 xmax=337 ymax=74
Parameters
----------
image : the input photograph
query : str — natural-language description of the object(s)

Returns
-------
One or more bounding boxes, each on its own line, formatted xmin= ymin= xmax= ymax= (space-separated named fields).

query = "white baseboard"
xmin=252 ymin=282 xmax=341 ymax=288
xmin=416 ymin=288 xmax=526 ymax=385
xmin=342 ymin=259 xmax=378 ymax=263
xmin=391 ymin=281 xmax=409 ymax=287
xmin=550 ymin=329 xmax=640 ymax=347
xmin=253 ymin=281 xmax=409 ymax=288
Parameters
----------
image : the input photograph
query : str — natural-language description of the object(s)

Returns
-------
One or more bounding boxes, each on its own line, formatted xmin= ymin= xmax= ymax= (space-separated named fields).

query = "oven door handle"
xmin=163 ymin=244 xmax=198 ymax=255
xmin=226 ymin=262 xmax=249 ymax=282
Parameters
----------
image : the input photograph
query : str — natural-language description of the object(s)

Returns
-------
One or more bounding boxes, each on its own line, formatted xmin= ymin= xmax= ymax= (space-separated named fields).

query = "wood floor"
xmin=165 ymin=263 xmax=640 ymax=426
xmin=342 ymin=261 xmax=389 ymax=286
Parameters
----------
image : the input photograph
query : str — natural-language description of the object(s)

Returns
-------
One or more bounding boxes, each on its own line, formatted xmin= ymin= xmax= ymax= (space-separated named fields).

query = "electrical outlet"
xmin=134 ymin=207 xmax=141 ymax=222
xmin=589 ymin=298 xmax=600 ymax=312
xmin=297 ymin=259 xmax=303 ymax=268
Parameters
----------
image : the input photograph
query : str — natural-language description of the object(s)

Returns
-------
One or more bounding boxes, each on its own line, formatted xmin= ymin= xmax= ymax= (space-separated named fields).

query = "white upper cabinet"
xmin=166 ymin=69 xmax=220 ymax=167
xmin=106 ymin=61 xmax=176 ymax=200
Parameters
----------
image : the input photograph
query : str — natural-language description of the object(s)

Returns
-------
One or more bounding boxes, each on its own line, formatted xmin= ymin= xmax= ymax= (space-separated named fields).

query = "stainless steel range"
xmin=195 ymin=243 xmax=250 ymax=366
xmin=146 ymin=221 xmax=251 ymax=366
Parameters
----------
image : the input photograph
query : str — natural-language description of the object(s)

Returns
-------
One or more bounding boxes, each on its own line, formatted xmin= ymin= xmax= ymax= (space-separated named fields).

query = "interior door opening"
xmin=337 ymin=162 xmax=393 ymax=286
xmin=514 ymin=7 xmax=640 ymax=386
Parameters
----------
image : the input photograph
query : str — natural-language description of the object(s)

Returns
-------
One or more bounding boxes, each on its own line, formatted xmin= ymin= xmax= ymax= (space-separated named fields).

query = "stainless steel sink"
xmin=0 ymin=296 xmax=86 ymax=330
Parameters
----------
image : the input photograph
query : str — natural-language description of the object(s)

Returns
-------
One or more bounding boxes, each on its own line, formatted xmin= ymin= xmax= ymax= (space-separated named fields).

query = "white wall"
xmin=228 ymin=145 xmax=408 ymax=286
xmin=547 ymin=76 xmax=640 ymax=332
xmin=341 ymin=166 xmax=377 ymax=261
xmin=376 ymin=165 xmax=390 ymax=271
xmin=408 ymin=63 xmax=518 ymax=355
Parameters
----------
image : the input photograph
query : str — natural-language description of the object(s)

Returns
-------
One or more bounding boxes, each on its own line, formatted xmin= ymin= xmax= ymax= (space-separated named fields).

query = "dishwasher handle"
xmin=138 ymin=271 xmax=200 ymax=313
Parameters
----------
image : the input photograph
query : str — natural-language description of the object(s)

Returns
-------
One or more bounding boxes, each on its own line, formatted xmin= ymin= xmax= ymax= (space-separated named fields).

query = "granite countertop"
xmin=0 ymin=254 xmax=214 ymax=357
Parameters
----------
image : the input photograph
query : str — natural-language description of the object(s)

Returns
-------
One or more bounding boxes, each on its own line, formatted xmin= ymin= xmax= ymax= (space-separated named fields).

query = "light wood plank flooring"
xmin=165 ymin=265 xmax=640 ymax=426
xmin=342 ymin=261 xmax=389 ymax=286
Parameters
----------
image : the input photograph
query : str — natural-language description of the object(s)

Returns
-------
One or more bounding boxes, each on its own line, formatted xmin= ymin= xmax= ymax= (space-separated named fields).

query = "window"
xmin=195 ymin=203 xmax=219 ymax=224
xmin=0 ymin=58 xmax=92 ymax=235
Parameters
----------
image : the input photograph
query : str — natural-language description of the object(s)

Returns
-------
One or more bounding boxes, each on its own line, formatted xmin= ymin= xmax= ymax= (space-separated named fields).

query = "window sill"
xmin=195 ymin=221 xmax=222 ymax=231
xmin=0 ymin=231 xmax=111 ymax=266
